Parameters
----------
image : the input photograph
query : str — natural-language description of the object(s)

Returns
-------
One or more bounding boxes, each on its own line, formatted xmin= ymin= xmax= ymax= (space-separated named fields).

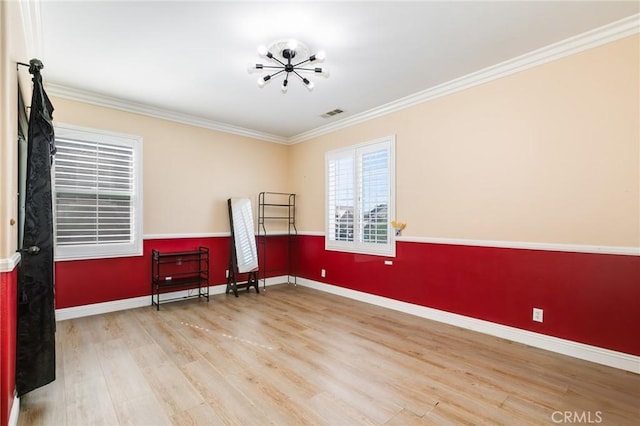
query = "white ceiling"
xmin=35 ymin=1 xmax=639 ymax=142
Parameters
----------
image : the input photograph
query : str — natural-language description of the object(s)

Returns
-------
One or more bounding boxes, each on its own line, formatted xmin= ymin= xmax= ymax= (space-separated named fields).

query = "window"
xmin=326 ymin=135 xmax=395 ymax=256
xmin=53 ymin=124 xmax=143 ymax=260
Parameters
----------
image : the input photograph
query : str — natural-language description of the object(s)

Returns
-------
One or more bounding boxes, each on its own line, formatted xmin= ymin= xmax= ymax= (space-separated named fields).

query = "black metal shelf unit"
xmin=257 ymin=192 xmax=297 ymax=289
xmin=151 ymin=247 xmax=210 ymax=310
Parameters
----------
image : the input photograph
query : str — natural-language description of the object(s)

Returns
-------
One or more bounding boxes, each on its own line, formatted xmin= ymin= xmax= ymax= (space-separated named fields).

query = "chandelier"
xmin=248 ymin=39 xmax=328 ymax=92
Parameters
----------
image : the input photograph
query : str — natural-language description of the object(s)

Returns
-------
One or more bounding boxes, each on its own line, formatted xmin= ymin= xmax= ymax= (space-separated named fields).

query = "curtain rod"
xmin=16 ymin=59 xmax=44 ymax=74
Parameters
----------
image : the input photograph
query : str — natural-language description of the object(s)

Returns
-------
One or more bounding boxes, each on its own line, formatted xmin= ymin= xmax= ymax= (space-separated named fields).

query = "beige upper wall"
xmin=0 ymin=0 xmax=30 ymax=259
xmin=4 ymin=31 xmax=638 ymax=249
xmin=51 ymin=97 xmax=290 ymax=235
xmin=289 ymin=35 xmax=640 ymax=247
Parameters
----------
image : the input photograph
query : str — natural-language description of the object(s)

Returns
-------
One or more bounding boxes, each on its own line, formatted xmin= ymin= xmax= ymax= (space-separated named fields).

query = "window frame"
xmin=53 ymin=123 xmax=143 ymax=261
xmin=325 ymin=135 xmax=396 ymax=257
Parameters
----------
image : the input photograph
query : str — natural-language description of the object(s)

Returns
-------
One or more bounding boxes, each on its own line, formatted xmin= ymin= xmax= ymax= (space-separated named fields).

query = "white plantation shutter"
xmin=359 ymin=145 xmax=389 ymax=245
xmin=53 ymin=124 xmax=143 ymax=260
xmin=326 ymin=136 xmax=395 ymax=256
xmin=327 ymin=152 xmax=355 ymax=242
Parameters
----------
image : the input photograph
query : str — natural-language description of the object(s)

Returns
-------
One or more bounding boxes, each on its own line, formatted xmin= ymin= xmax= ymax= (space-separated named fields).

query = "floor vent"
xmin=321 ymin=108 xmax=344 ymax=118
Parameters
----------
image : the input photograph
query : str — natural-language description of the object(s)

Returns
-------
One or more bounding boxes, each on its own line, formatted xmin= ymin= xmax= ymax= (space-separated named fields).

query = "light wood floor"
xmin=18 ymin=284 xmax=639 ymax=425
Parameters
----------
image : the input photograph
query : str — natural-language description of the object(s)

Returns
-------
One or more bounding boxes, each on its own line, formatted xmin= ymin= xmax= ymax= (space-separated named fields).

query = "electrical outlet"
xmin=225 ymin=269 xmax=229 ymax=278
xmin=321 ymin=269 xmax=326 ymax=278
xmin=384 ymin=260 xmax=393 ymax=265
xmin=533 ymin=308 xmax=544 ymax=323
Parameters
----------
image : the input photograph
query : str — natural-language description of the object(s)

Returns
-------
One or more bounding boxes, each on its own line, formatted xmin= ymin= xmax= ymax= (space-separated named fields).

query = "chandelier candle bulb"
xmin=247 ymin=63 xmax=263 ymax=73
xmin=257 ymin=75 xmax=271 ymax=87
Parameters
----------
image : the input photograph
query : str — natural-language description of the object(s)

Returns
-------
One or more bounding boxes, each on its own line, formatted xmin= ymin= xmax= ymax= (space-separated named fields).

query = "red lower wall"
xmin=55 ymin=235 xmax=640 ymax=357
xmin=297 ymin=235 xmax=640 ymax=356
xmin=55 ymin=236 xmax=290 ymax=309
xmin=0 ymin=267 xmax=18 ymax=426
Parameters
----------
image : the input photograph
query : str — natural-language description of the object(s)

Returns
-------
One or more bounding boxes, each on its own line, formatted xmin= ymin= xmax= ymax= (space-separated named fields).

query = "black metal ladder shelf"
xmin=151 ymin=247 xmax=210 ymax=310
xmin=257 ymin=192 xmax=298 ymax=290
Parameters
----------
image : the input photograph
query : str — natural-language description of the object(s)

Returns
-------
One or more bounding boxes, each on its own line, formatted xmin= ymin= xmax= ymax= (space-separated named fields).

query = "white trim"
xmin=296 ymin=278 xmax=640 ymax=374
xmin=55 ymin=276 xmax=287 ymax=321
xmin=143 ymin=231 xmax=312 ymax=240
xmin=297 ymin=232 xmax=640 ymax=256
xmin=143 ymin=232 xmax=229 ymax=240
xmin=138 ymin=232 xmax=640 ymax=257
xmin=53 ymin=123 xmax=144 ymax=261
xmin=396 ymin=236 xmax=640 ymax=256
xmin=0 ymin=253 xmax=21 ymax=273
xmin=256 ymin=231 xmax=296 ymax=237
xmin=288 ymin=14 xmax=640 ymax=144
xmin=18 ymin=0 xmax=43 ymax=57
xmin=297 ymin=231 xmax=324 ymax=237
xmin=8 ymin=394 xmax=19 ymax=426
xmin=325 ymin=135 xmax=396 ymax=257
xmin=45 ymin=83 xmax=288 ymax=145
xmin=39 ymin=15 xmax=639 ymax=145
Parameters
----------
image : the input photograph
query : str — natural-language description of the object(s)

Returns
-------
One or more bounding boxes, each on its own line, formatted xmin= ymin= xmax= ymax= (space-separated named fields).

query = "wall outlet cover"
xmin=533 ymin=308 xmax=544 ymax=322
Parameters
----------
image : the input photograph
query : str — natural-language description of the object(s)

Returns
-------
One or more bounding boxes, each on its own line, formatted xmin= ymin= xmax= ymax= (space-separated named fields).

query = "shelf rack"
xmin=257 ymin=192 xmax=297 ymax=289
xmin=151 ymin=247 xmax=210 ymax=310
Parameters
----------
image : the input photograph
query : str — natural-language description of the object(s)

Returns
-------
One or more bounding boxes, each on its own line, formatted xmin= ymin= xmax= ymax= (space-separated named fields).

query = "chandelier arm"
xmin=266 ymin=69 xmax=287 ymax=79
xmin=291 ymin=70 xmax=309 ymax=82
xmin=292 ymin=57 xmax=312 ymax=68
xmin=295 ymin=67 xmax=321 ymax=72
xmin=260 ymin=65 xmax=286 ymax=70
xmin=268 ymin=55 xmax=288 ymax=67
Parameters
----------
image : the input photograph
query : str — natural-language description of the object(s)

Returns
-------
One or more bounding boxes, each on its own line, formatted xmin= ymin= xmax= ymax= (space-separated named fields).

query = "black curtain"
xmin=16 ymin=59 xmax=57 ymax=397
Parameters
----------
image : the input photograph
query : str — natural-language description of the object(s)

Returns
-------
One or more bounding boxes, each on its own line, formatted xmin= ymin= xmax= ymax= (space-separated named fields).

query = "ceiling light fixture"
xmin=248 ymin=39 xmax=329 ymax=92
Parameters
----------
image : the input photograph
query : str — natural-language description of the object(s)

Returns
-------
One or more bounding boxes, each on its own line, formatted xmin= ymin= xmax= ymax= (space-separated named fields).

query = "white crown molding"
xmin=288 ymin=13 xmax=640 ymax=144
xmin=38 ymin=13 xmax=638 ymax=145
xmin=44 ymin=83 xmax=289 ymax=144
xmin=297 ymin=278 xmax=640 ymax=374
xmin=0 ymin=253 xmax=21 ymax=273
xmin=18 ymin=0 xmax=43 ymax=58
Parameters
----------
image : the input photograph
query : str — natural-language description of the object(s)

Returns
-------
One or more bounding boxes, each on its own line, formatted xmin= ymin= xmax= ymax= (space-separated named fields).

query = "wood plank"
xmin=139 ymin=362 xmax=205 ymax=416
xmin=113 ymin=392 xmax=173 ymax=426
xmin=65 ymin=375 xmax=119 ymax=425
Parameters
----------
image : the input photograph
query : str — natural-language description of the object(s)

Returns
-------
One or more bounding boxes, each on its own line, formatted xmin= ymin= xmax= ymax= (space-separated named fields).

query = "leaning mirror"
xmin=227 ymin=198 xmax=258 ymax=273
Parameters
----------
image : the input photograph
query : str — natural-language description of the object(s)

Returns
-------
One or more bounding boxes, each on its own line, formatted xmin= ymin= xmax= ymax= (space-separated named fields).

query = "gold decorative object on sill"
xmin=391 ymin=220 xmax=406 ymax=236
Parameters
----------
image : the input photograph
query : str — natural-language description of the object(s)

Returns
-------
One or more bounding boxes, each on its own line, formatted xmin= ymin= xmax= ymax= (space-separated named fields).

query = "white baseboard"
xmin=296 ymin=278 xmax=640 ymax=374
xmin=8 ymin=394 xmax=19 ymax=426
xmin=53 ymin=274 xmax=638 ymax=373
xmin=55 ymin=276 xmax=287 ymax=321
